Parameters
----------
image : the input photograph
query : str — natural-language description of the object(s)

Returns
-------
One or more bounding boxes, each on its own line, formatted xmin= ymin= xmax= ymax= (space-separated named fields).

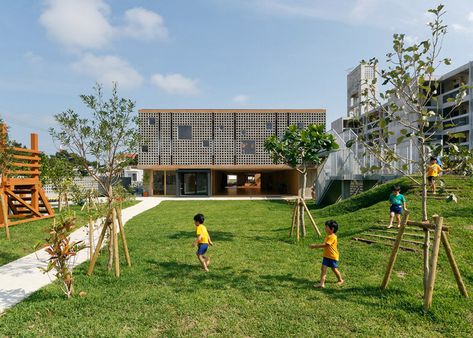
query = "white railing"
xmin=314 ymin=128 xmax=420 ymax=204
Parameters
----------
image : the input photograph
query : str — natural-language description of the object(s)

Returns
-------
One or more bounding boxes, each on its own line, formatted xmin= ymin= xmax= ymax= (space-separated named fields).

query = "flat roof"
xmin=139 ymin=109 xmax=325 ymax=113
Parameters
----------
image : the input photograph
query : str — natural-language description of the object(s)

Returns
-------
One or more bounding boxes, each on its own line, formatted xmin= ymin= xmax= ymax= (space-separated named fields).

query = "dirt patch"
xmin=465 ymin=226 xmax=473 ymax=231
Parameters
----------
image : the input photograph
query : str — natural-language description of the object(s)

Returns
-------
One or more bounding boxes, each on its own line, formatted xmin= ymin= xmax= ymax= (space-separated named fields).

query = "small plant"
xmin=36 ymin=213 xmax=85 ymax=298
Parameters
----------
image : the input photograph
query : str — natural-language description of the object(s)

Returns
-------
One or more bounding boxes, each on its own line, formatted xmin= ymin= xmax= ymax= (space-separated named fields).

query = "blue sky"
xmin=1 ymin=0 xmax=473 ymax=154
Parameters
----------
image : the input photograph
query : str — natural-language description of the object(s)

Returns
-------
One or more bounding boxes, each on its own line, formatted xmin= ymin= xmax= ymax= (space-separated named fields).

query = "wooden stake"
xmin=441 ymin=231 xmax=468 ymax=298
xmin=112 ymin=208 xmax=120 ymax=278
xmin=423 ymin=228 xmax=430 ymax=293
xmin=381 ymin=211 xmax=409 ymax=290
xmin=116 ymin=207 xmax=131 ymax=267
xmin=423 ymin=216 xmax=443 ymax=311
xmin=87 ymin=210 xmax=112 ymax=276
xmin=0 ymin=192 xmax=10 ymax=240
xmin=88 ymin=217 xmax=94 ymax=259
xmin=290 ymin=201 xmax=297 ymax=237
xmin=301 ymin=199 xmax=321 ymax=237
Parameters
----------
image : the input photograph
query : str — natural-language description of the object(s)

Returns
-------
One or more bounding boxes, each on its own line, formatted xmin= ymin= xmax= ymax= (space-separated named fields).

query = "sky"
xmin=1 ymin=0 xmax=473 ymax=154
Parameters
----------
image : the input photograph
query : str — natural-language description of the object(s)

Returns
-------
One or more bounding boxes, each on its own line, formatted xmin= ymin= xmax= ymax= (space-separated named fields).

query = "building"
xmin=332 ymin=61 xmax=473 ymax=171
xmin=138 ymin=109 xmax=326 ymax=197
xmin=317 ymin=61 xmax=473 ymax=205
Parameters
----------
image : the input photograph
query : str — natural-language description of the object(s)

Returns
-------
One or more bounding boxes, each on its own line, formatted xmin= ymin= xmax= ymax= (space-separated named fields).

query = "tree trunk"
xmin=300 ymin=171 xmax=307 ymax=237
xmin=420 ymin=146 xmax=428 ymax=221
xmin=58 ymin=192 xmax=62 ymax=212
xmin=64 ymin=191 xmax=69 ymax=209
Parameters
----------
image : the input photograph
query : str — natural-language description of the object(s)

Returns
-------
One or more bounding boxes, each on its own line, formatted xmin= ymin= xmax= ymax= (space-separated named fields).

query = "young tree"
xmin=265 ymin=124 xmax=338 ymax=238
xmin=50 ymin=83 xmax=139 ymax=277
xmin=41 ymin=155 xmax=75 ymax=212
xmin=357 ymin=4 xmax=467 ymax=222
xmin=36 ymin=213 xmax=85 ymax=298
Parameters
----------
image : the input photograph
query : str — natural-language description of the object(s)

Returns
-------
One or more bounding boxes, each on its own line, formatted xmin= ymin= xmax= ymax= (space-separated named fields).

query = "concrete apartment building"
xmin=138 ymin=109 xmax=326 ymax=197
xmin=331 ymin=61 xmax=473 ymax=172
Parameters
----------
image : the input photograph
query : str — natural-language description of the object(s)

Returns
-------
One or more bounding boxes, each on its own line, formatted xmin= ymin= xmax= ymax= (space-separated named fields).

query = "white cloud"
xmin=231 ymin=0 xmax=473 ymax=33
xmin=72 ymin=54 xmax=144 ymax=89
xmin=23 ymin=51 xmax=43 ymax=64
xmin=40 ymin=0 xmax=114 ymax=50
xmin=404 ymin=35 xmax=419 ymax=45
xmin=151 ymin=73 xmax=199 ymax=95
xmin=39 ymin=1 xmax=168 ymax=51
xmin=122 ymin=7 xmax=168 ymax=40
xmin=232 ymin=94 xmax=250 ymax=104
xmin=468 ymin=12 xmax=473 ymax=22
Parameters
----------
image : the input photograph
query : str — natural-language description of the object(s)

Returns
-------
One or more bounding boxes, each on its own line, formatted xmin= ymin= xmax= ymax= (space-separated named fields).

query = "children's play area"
xmin=0 ymin=175 xmax=472 ymax=337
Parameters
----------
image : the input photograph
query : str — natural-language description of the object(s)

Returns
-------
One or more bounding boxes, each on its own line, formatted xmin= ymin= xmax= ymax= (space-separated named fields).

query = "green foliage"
xmin=444 ymin=143 xmax=473 ymax=176
xmin=70 ymin=183 xmax=86 ymax=206
xmin=0 ymin=119 xmax=14 ymax=176
xmin=49 ymin=83 xmax=139 ymax=200
xmin=264 ymin=124 xmax=339 ymax=171
xmin=41 ymin=155 xmax=75 ymax=192
xmin=358 ymin=4 xmax=471 ymax=220
xmin=35 ymin=212 xmax=85 ymax=298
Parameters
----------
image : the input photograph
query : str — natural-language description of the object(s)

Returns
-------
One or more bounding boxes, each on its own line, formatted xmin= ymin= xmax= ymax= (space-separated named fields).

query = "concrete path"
xmin=0 ymin=196 xmax=292 ymax=313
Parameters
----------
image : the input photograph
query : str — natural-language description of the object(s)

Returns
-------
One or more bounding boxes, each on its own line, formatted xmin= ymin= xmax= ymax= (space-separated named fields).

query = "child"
xmin=388 ymin=185 xmax=407 ymax=228
xmin=192 ymin=213 xmax=213 ymax=272
xmin=427 ymin=156 xmax=442 ymax=194
xmin=309 ymin=220 xmax=344 ymax=288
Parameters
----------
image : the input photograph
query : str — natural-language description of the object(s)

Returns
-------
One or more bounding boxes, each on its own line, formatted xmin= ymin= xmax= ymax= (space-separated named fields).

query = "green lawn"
xmin=0 ymin=201 xmax=139 ymax=267
xmin=0 ymin=177 xmax=472 ymax=337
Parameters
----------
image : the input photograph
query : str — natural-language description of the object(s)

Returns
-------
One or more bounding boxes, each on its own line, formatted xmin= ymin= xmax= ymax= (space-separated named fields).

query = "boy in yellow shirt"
xmin=309 ymin=220 xmax=344 ymax=288
xmin=427 ymin=156 xmax=442 ymax=194
xmin=192 ymin=213 xmax=213 ymax=272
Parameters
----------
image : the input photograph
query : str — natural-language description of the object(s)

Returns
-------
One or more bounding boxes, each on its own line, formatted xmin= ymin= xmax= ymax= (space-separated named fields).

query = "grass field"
xmin=0 ymin=177 xmax=472 ymax=337
xmin=0 ymin=201 xmax=139 ymax=267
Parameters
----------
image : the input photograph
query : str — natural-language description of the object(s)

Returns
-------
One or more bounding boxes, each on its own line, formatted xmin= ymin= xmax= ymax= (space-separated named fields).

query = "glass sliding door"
xmin=178 ymin=170 xmax=210 ymax=196
xmin=166 ymin=171 xmax=176 ymax=195
xmin=153 ymin=171 xmax=165 ymax=195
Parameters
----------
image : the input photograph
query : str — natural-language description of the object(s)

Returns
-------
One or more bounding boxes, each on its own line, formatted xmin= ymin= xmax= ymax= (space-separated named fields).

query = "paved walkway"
xmin=0 ymin=196 xmax=291 ymax=313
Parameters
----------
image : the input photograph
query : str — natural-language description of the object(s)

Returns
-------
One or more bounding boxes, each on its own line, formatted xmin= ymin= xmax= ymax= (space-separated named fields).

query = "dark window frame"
xmin=177 ymin=125 xmax=192 ymax=140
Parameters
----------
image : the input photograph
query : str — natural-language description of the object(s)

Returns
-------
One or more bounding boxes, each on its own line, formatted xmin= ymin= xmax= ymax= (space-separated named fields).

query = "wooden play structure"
xmin=0 ymin=130 xmax=54 ymax=237
xmin=289 ymin=197 xmax=321 ymax=240
xmin=381 ymin=210 xmax=468 ymax=311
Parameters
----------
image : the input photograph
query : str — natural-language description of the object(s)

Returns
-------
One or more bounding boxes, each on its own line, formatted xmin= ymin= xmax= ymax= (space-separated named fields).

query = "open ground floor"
xmin=143 ymin=167 xmax=317 ymax=197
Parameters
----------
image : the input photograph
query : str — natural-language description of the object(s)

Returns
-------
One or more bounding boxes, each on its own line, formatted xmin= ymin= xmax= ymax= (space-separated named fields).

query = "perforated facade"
xmin=138 ymin=109 xmax=325 ymax=196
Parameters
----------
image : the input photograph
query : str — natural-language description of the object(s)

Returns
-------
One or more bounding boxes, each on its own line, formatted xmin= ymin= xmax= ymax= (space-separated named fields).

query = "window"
xmin=266 ymin=123 xmax=273 ymax=130
xmin=202 ymin=140 xmax=210 ymax=147
xmin=178 ymin=125 xmax=192 ymax=140
xmin=297 ymin=122 xmax=304 ymax=129
xmin=148 ymin=117 xmax=156 ymax=125
xmin=241 ymin=140 xmax=256 ymax=154
xmin=132 ymin=173 xmax=137 ymax=182
xmin=141 ymin=145 xmax=149 ymax=152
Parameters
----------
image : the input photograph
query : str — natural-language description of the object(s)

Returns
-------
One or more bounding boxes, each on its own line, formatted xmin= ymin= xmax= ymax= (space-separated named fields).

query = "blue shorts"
xmin=196 ymin=243 xmax=208 ymax=255
xmin=322 ymin=257 xmax=339 ymax=268
xmin=390 ymin=204 xmax=403 ymax=215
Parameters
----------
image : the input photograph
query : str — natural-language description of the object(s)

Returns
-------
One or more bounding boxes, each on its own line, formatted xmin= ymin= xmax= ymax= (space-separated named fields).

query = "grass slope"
xmin=0 ymin=176 xmax=472 ymax=337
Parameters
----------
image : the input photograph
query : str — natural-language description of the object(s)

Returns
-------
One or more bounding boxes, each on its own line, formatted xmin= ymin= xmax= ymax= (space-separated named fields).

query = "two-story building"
xmin=138 ymin=109 xmax=326 ymax=197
